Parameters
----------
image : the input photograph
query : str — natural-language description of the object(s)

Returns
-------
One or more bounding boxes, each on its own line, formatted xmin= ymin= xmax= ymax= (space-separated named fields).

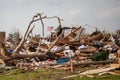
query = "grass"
xmin=0 ymin=68 xmax=120 ymax=80
xmin=69 ymin=74 xmax=120 ymax=80
xmin=0 ymin=68 xmax=67 ymax=80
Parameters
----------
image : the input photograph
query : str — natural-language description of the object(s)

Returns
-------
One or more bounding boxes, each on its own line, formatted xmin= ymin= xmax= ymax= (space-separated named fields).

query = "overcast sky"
xmin=0 ymin=0 xmax=120 ymax=36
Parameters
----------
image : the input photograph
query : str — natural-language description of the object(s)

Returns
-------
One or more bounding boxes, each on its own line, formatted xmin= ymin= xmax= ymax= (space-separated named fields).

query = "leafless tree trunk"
xmin=13 ymin=13 xmax=46 ymax=55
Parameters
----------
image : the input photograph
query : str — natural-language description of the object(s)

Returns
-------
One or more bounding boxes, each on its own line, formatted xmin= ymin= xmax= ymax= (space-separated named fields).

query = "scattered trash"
xmin=0 ymin=13 xmax=119 ymax=79
xmin=55 ymin=58 xmax=69 ymax=64
xmin=78 ymin=44 xmax=88 ymax=50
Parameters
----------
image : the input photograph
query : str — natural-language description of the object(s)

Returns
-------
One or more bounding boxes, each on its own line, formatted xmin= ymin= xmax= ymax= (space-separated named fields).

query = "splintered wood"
xmin=0 ymin=12 xmax=120 ymax=80
xmin=0 ymin=32 xmax=5 ymax=43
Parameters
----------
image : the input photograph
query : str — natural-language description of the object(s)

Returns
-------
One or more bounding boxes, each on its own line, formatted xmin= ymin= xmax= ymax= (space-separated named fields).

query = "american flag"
xmin=47 ymin=26 xmax=53 ymax=31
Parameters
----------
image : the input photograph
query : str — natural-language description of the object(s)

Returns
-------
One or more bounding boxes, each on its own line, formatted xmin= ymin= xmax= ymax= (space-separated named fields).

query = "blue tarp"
xmin=55 ymin=58 xmax=69 ymax=64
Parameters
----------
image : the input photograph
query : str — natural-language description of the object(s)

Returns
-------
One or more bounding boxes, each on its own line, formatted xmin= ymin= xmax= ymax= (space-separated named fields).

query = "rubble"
xmin=0 ymin=13 xmax=120 ymax=79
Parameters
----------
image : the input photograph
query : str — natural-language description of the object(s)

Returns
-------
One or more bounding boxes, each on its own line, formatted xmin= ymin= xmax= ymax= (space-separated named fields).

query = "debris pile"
xmin=0 ymin=13 xmax=120 ymax=78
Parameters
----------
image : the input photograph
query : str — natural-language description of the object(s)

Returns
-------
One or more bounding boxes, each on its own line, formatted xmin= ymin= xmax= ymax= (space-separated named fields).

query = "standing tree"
xmin=8 ymin=27 xmax=21 ymax=39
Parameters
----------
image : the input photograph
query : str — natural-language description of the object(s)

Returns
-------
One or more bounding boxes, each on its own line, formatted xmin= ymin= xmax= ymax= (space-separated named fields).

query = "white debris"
xmin=63 ymin=46 xmax=75 ymax=58
xmin=78 ymin=44 xmax=87 ymax=50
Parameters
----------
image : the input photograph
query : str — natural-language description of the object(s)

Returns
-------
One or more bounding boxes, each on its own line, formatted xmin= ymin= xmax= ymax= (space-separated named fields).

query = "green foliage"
xmin=91 ymin=52 xmax=109 ymax=61
xmin=8 ymin=27 xmax=20 ymax=39
xmin=8 ymin=33 xmax=14 ymax=39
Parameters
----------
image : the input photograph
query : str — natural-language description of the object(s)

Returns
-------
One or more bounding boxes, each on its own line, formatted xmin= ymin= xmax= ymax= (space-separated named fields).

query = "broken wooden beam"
xmin=47 ymin=16 xmax=63 ymax=26
xmin=63 ymin=66 xmax=117 ymax=79
xmin=47 ymin=32 xmax=64 ymax=52
xmin=74 ymin=28 xmax=84 ymax=41
xmin=11 ymin=53 xmax=48 ymax=59
xmin=73 ymin=60 xmax=115 ymax=67
xmin=63 ymin=27 xmax=81 ymax=39
xmin=80 ymin=67 xmax=116 ymax=75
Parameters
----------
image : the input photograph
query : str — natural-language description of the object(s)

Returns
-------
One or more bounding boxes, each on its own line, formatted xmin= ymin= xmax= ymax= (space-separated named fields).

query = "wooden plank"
xmin=79 ymin=67 xmax=116 ymax=75
xmin=110 ymin=64 xmax=120 ymax=68
xmin=63 ymin=67 xmax=116 ymax=79
xmin=73 ymin=60 xmax=115 ymax=67
xmin=70 ymin=58 xmax=73 ymax=73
